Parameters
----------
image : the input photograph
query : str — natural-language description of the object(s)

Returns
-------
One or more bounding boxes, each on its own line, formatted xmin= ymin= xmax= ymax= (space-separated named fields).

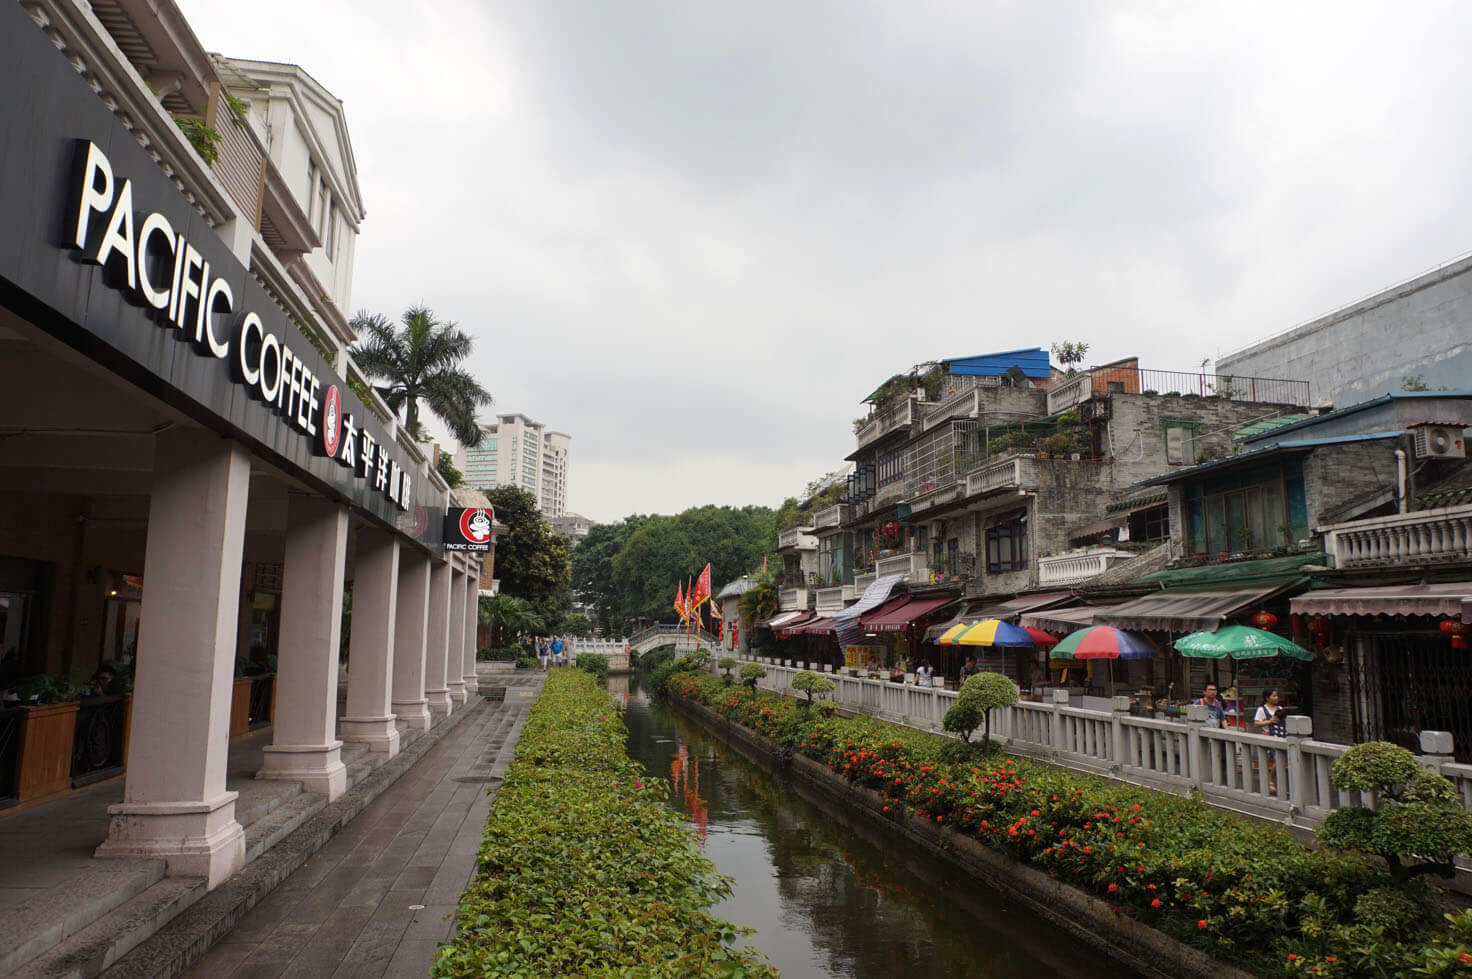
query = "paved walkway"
xmin=179 ymin=674 xmax=542 ymax=978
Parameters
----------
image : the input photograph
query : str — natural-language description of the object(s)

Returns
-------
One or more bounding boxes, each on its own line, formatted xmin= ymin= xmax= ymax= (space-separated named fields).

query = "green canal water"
xmin=611 ymin=675 xmax=1128 ymax=979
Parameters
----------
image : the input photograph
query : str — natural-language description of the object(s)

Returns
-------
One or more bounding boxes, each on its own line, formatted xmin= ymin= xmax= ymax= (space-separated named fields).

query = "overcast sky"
xmin=186 ymin=1 xmax=1472 ymax=524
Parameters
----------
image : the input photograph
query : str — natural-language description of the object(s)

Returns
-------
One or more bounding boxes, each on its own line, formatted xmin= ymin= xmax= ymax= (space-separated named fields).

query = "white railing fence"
xmin=723 ymin=658 xmax=1465 ymax=829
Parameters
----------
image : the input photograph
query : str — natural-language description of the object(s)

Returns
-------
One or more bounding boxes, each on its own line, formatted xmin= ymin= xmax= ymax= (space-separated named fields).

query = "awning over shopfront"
xmin=1067 ymin=513 xmax=1127 ymax=540
xmin=761 ymin=610 xmax=807 ymax=630
xmin=861 ymin=595 xmax=957 ymax=633
xmin=1096 ymin=587 xmax=1285 ymax=634
xmin=792 ymin=616 xmax=837 ymax=636
xmin=1021 ymin=605 xmax=1108 ymax=634
xmin=966 ymin=591 xmax=1076 ymax=623
xmin=774 ymin=611 xmax=819 ymax=637
xmin=831 ymin=574 xmax=906 ymax=622
xmin=1291 ymin=583 xmax=1472 ymax=620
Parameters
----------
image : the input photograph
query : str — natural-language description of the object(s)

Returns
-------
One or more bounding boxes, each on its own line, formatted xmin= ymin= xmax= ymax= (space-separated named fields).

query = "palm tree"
xmin=349 ymin=306 xmax=493 ymax=446
xmin=479 ymin=594 xmax=546 ymax=647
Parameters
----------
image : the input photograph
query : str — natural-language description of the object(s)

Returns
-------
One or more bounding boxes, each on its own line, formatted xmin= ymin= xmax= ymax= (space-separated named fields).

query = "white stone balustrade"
xmin=1038 ymin=547 xmax=1132 ymax=586
xmin=965 ymin=455 xmax=1038 ymax=497
xmin=1323 ymin=504 xmax=1472 ymax=568
xmin=875 ymin=551 xmax=929 ymax=584
xmin=812 ymin=504 xmax=850 ymax=530
xmin=778 ymin=526 xmax=818 ymax=550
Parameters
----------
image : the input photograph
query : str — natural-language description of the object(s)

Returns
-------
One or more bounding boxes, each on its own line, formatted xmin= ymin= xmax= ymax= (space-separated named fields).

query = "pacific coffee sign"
xmin=65 ymin=141 xmax=411 ymax=511
xmin=444 ymin=507 xmax=494 ymax=552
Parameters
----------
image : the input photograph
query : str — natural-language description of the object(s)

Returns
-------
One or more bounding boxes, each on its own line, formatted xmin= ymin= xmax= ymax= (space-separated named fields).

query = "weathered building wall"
xmin=1104 ymin=393 xmax=1304 ymax=487
xmin=1302 ymin=441 xmax=1402 ymax=527
xmin=1218 ymin=255 xmax=1472 ymax=408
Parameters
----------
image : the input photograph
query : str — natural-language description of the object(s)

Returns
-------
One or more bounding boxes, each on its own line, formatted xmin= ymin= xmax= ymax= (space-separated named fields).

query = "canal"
xmin=611 ymin=674 xmax=1126 ymax=979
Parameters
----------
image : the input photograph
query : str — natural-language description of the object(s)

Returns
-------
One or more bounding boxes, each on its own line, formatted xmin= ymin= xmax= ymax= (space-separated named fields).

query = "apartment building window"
xmin=1183 ymin=459 xmax=1307 ymax=555
xmin=985 ymin=512 xmax=1028 ymax=573
xmin=325 ymin=204 xmax=337 ymax=260
xmin=877 ymin=449 xmax=904 ymax=488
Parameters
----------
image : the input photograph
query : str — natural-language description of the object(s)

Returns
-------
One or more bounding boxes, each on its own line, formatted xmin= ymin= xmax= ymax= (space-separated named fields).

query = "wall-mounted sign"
xmin=444 ymin=507 xmax=494 ymax=551
xmin=65 ymin=141 xmax=413 ymax=512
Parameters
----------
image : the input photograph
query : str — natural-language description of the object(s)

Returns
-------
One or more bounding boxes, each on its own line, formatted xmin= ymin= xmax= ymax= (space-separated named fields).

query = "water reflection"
xmin=619 ymin=677 xmax=1127 ymax=979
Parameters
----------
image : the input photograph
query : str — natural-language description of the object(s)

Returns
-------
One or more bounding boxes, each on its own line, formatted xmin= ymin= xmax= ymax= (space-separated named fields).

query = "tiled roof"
xmin=1415 ymin=463 xmax=1472 ymax=511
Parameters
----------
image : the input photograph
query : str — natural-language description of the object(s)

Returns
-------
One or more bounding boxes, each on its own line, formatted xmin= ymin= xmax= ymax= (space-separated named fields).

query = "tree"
xmin=1317 ymin=741 xmax=1472 ymax=882
xmin=349 ymin=306 xmax=493 ymax=445
xmin=718 ymin=656 xmax=737 ymax=685
xmin=739 ymin=662 xmax=767 ymax=697
xmin=480 ymin=487 xmax=570 ymax=627
xmin=943 ymin=672 xmax=1019 ymax=746
xmin=435 ymin=451 xmax=463 ymax=489
xmin=1050 ymin=340 xmax=1090 ymax=377
xmin=791 ymin=669 xmax=835 ymax=707
xmin=478 ymin=593 xmax=546 ymax=647
xmin=562 ymin=612 xmax=592 ymax=636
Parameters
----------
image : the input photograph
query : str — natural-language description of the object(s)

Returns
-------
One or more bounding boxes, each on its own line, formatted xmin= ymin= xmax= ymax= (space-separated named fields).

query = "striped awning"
xmin=761 ymin=610 xmax=807 ymax=629
xmin=831 ymin=574 xmax=906 ymax=622
xmin=774 ymin=611 xmax=818 ymax=637
xmin=1290 ymin=583 xmax=1472 ymax=620
xmin=1021 ymin=605 xmax=1107 ymax=634
xmin=1095 ymin=587 xmax=1284 ymax=634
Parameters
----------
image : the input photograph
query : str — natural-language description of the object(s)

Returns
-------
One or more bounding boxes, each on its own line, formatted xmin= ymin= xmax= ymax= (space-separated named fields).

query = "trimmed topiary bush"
xmin=718 ymin=656 xmax=738 ymax=684
xmin=791 ymin=669 xmax=835 ymax=707
xmin=738 ymin=662 xmax=766 ymax=697
xmin=943 ymin=671 xmax=1019 ymax=746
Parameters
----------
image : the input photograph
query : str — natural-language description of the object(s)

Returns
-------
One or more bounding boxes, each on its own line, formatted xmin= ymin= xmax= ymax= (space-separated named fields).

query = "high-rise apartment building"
xmin=455 ymin=414 xmax=572 ymax=517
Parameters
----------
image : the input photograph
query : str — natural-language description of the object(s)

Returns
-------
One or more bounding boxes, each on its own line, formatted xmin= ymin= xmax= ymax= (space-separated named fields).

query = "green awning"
xmin=1131 ymin=553 xmax=1325 ymax=591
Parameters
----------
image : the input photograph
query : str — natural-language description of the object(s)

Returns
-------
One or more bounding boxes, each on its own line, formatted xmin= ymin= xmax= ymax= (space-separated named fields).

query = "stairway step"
xmin=243 ymin=792 xmax=325 ymax=864
xmin=0 ymin=862 xmax=165 ymax=976
xmin=10 ymin=877 xmax=205 ymax=979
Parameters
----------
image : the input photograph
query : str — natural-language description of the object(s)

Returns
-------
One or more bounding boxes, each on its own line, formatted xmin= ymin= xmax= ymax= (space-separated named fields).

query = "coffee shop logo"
xmin=461 ymin=508 xmax=493 ymax=544
xmin=320 ymin=384 xmax=342 ymax=459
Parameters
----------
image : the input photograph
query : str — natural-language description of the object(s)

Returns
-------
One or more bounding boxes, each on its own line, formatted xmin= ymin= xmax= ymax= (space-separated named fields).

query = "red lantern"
xmin=1308 ymin=616 xmax=1332 ymax=636
xmin=1442 ymin=620 xmax=1469 ymax=650
xmin=1249 ymin=611 xmax=1278 ymax=630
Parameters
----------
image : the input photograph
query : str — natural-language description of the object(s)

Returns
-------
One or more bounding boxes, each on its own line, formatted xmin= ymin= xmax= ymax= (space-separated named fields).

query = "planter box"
xmin=17 ymin=701 xmax=79 ymax=803
xmin=229 ymin=675 xmax=254 ymax=738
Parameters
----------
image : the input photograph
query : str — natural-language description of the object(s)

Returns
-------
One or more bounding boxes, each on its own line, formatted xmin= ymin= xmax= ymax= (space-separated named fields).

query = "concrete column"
xmin=341 ymin=527 xmax=400 ymax=755
xmin=462 ymin=572 xmax=480 ymax=694
xmin=96 ymin=430 xmax=250 ymax=887
xmin=425 ymin=560 xmax=453 ymax=717
xmin=391 ymin=549 xmax=432 ymax=731
xmin=447 ymin=567 xmax=468 ymax=704
xmin=257 ymin=494 xmax=349 ymax=799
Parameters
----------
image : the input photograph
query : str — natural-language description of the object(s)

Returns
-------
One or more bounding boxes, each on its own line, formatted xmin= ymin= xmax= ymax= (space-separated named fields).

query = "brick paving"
xmin=181 ymin=675 xmax=541 ymax=979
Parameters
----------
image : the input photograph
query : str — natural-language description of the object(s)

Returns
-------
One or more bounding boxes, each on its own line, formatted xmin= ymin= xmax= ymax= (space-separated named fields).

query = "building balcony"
xmin=854 ymin=570 xmax=877 ymax=593
xmin=812 ymin=503 xmax=850 ymax=530
xmin=875 ymin=550 xmax=929 ymax=585
xmin=855 ymin=398 xmax=914 ymax=451
xmin=814 ymin=584 xmax=857 ymax=614
xmin=779 ymin=586 xmax=809 ymax=611
xmin=777 ymin=526 xmax=818 ymax=551
xmin=1046 ymin=368 xmax=1311 ymax=415
xmin=1038 ymin=547 xmax=1133 ymax=587
xmin=965 ymin=454 xmax=1038 ymax=497
xmin=1322 ymin=504 xmax=1472 ymax=569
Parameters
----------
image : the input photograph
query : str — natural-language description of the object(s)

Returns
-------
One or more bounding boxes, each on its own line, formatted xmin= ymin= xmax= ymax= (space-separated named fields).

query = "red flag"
xmin=692 ymin=564 xmax=711 ymax=610
xmin=674 ymin=582 xmax=686 ymax=622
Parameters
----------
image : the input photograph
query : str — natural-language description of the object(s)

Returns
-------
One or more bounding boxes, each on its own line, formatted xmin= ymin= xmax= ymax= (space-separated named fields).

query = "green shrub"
xmin=718 ymin=656 xmax=737 ymax=684
xmin=791 ymin=669 xmax=835 ymax=707
xmin=435 ymin=670 xmax=775 ymax=977
xmin=6 ymin=674 xmax=90 ymax=704
xmin=477 ymin=646 xmax=520 ymax=662
xmin=738 ymin=662 xmax=766 ymax=697
xmin=514 ymin=656 xmax=538 ymax=670
xmin=942 ymin=671 xmax=1018 ymax=744
xmin=575 ymin=653 xmax=609 ymax=682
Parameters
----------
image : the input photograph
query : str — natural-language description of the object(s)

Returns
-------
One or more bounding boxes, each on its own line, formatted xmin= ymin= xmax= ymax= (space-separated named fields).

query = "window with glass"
xmin=1183 ymin=459 xmax=1307 ymax=555
xmin=986 ymin=512 xmax=1028 ymax=573
xmin=877 ymin=450 xmax=905 ymax=487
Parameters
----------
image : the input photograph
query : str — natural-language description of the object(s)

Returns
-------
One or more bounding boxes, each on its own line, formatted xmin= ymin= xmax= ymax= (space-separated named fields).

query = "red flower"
xmin=1288 ymin=955 xmax=1297 ymax=962
xmin=634 ymin=781 xmax=643 ymax=790
xmin=1107 ymin=883 xmax=1117 ymax=892
xmin=1325 ymin=957 xmax=1336 ymax=964
xmin=1197 ymin=919 xmax=1208 ymax=929
xmin=1151 ymin=899 xmax=1162 ymax=908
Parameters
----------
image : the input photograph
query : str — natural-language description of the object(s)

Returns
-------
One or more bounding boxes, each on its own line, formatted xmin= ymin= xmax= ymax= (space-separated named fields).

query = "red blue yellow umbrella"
xmin=1049 ymin=625 xmax=1156 ymax=660
xmin=954 ymin=619 xmax=1034 ymax=647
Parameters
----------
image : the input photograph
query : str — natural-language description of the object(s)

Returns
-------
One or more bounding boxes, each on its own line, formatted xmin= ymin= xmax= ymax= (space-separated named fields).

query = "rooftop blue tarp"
xmin=942 ymin=347 xmax=1052 ymax=379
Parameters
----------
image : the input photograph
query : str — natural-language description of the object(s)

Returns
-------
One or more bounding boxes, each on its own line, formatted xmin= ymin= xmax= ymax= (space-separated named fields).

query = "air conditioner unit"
xmin=1412 ymin=425 xmax=1466 ymax=459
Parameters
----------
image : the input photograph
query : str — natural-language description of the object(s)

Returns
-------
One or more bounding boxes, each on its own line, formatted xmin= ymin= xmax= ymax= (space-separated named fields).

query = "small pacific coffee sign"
xmin=444 ymin=507 xmax=494 ymax=551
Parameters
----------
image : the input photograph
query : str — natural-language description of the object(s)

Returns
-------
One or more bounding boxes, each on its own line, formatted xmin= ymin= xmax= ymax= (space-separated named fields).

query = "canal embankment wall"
xmin=670 ymin=695 xmax=1255 ymax=979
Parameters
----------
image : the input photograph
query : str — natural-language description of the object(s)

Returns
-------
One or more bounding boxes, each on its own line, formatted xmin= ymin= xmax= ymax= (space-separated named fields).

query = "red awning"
xmin=792 ymin=615 xmax=836 ymax=636
xmin=862 ymin=596 xmax=958 ymax=633
xmin=774 ymin=611 xmax=818 ymax=638
xmin=1291 ymin=583 xmax=1472 ymax=619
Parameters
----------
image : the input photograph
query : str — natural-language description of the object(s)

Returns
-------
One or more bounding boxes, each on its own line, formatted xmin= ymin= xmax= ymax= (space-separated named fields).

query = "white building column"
xmin=425 ymin=560 xmax=453 ymax=717
xmin=462 ymin=571 xmax=480 ymax=694
xmin=257 ymin=494 xmax=349 ymax=799
xmin=341 ymin=527 xmax=401 ymax=755
xmin=96 ymin=430 xmax=249 ymax=888
xmin=391 ymin=549 xmax=432 ymax=731
xmin=447 ymin=567 xmax=468 ymax=704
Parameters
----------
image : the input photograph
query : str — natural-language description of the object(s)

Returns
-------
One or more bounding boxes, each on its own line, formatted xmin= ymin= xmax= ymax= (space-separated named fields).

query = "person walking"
xmin=551 ymin=636 xmax=564 ymax=667
xmin=1195 ymin=682 xmax=1226 ymax=728
xmin=538 ymin=638 xmax=551 ymax=671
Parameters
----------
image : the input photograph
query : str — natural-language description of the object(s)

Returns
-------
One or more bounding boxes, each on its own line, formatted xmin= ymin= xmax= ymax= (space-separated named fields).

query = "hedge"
xmin=665 ymin=670 xmax=1472 ymax=978
xmin=434 ymin=670 xmax=776 ymax=978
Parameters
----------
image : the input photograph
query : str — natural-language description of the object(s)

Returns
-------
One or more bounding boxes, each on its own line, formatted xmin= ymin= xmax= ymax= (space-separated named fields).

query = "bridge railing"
xmin=722 ymin=656 xmax=1464 ymax=830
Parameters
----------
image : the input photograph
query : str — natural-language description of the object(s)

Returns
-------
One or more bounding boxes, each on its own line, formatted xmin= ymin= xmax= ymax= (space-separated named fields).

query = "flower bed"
xmin=434 ymin=670 xmax=776 ymax=978
xmin=666 ymin=670 xmax=1472 ymax=977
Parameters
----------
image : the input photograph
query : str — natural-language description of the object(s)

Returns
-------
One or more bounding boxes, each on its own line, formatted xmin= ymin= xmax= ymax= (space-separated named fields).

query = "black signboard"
xmin=0 ymin=3 xmax=445 ymax=550
xmin=444 ymin=507 xmax=494 ymax=552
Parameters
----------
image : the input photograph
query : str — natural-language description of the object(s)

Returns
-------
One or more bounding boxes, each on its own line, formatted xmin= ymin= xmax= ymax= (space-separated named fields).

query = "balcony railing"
xmin=1038 ymin=547 xmax=1133 ymax=587
xmin=855 ymin=398 xmax=915 ymax=450
xmin=854 ymin=570 xmax=877 ymax=592
xmin=779 ymin=586 xmax=809 ymax=611
xmin=1047 ymin=368 xmax=1311 ymax=414
xmin=1322 ymin=504 xmax=1472 ymax=569
xmin=875 ymin=551 xmax=929 ymax=584
xmin=812 ymin=503 xmax=850 ymax=530
xmin=815 ymin=584 xmax=857 ymax=614
xmin=778 ymin=526 xmax=817 ymax=550
xmin=965 ymin=455 xmax=1038 ymax=497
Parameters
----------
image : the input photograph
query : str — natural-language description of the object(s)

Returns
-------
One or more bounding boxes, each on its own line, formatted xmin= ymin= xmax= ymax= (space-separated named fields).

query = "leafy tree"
xmin=480 ymin=487 xmax=570 ymax=625
xmin=435 ymin=451 xmax=463 ymax=489
xmin=739 ymin=662 xmax=767 ymax=697
xmin=569 ymin=517 xmax=650 ymax=633
xmin=718 ymin=656 xmax=737 ymax=684
xmin=1050 ymin=340 xmax=1090 ymax=377
xmin=1317 ymin=742 xmax=1472 ymax=882
xmin=791 ymin=669 xmax=835 ymax=707
xmin=478 ymin=594 xmax=546 ymax=647
xmin=349 ymin=305 xmax=493 ymax=445
xmin=561 ymin=612 xmax=592 ymax=636
xmin=737 ymin=567 xmax=780 ymax=627
xmin=943 ymin=672 xmax=1019 ymax=746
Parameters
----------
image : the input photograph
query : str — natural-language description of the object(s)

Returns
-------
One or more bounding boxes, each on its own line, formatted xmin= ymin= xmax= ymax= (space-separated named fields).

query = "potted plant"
xmin=8 ymin=674 xmax=89 ymax=802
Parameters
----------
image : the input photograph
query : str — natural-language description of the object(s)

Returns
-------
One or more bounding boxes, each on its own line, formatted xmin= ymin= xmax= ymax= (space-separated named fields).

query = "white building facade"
xmin=456 ymin=413 xmax=572 ymax=518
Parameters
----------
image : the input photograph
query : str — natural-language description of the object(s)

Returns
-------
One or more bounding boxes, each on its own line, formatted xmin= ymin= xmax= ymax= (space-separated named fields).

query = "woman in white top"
xmin=1253 ymin=689 xmax=1286 ymax=793
xmin=916 ymin=661 xmax=934 ymax=687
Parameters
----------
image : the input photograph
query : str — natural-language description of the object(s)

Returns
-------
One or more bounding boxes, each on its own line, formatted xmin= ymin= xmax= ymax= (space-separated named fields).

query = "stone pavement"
xmin=170 ymin=672 xmax=541 ymax=979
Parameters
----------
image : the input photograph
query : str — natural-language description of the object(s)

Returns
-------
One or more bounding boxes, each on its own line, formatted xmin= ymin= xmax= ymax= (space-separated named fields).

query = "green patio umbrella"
xmin=1172 ymin=624 xmax=1313 ymax=661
